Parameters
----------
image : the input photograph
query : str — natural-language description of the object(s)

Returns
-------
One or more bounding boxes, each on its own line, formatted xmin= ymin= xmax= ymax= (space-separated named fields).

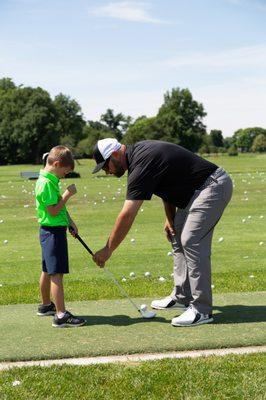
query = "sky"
xmin=1 ymin=0 xmax=266 ymax=137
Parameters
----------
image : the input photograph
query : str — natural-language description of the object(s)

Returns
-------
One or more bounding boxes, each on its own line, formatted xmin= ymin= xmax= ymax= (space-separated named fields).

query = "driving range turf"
xmin=0 ymin=154 xmax=265 ymax=398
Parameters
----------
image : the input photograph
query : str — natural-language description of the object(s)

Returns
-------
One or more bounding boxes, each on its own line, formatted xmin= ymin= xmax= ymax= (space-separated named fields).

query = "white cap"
xmin=92 ymin=138 xmax=121 ymax=173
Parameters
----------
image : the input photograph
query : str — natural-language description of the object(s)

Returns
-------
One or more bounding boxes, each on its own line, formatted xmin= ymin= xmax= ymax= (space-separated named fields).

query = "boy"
xmin=35 ymin=145 xmax=85 ymax=328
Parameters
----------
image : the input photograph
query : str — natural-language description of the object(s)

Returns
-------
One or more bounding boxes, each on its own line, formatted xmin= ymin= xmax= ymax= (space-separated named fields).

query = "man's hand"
xmin=93 ymin=246 xmax=112 ymax=268
xmin=164 ymin=219 xmax=176 ymax=242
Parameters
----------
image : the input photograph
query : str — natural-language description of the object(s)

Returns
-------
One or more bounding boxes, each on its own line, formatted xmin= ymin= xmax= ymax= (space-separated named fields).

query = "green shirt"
xmin=35 ymin=170 xmax=69 ymax=227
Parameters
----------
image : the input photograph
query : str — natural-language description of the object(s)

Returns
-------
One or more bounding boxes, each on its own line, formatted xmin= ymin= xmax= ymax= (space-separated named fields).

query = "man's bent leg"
xmin=171 ymin=208 xmax=193 ymax=304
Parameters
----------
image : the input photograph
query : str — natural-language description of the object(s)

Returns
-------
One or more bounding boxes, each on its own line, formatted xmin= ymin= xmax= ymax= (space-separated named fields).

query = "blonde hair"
xmin=47 ymin=146 xmax=74 ymax=170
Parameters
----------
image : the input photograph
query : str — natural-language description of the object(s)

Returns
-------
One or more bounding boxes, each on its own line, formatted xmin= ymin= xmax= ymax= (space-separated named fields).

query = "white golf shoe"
xmin=171 ymin=306 xmax=213 ymax=327
xmin=151 ymin=296 xmax=188 ymax=310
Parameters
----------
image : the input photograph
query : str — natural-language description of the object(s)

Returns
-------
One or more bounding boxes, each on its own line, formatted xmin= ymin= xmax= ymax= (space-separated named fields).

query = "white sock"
xmin=57 ymin=312 xmax=66 ymax=319
xmin=43 ymin=302 xmax=51 ymax=306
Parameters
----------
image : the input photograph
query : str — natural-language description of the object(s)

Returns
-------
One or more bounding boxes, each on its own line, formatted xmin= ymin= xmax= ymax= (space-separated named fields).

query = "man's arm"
xmin=163 ymin=200 xmax=176 ymax=241
xmin=93 ymin=199 xmax=143 ymax=267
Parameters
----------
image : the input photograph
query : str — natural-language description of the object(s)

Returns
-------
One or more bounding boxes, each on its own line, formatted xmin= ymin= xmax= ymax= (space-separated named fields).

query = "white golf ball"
xmin=129 ymin=272 xmax=135 ymax=278
xmin=159 ymin=276 xmax=166 ymax=282
xmin=259 ymin=241 xmax=264 ymax=246
xmin=167 ymin=251 xmax=173 ymax=256
xmin=3 ymin=240 xmax=8 ymax=244
xmin=130 ymin=238 xmax=135 ymax=243
xmin=121 ymin=277 xmax=127 ymax=282
xmin=140 ymin=304 xmax=147 ymax=311
xmin=218 ymin=237 xmax=224 ymax=243
xmin=144 ymin=271 xmax=151 ymax=277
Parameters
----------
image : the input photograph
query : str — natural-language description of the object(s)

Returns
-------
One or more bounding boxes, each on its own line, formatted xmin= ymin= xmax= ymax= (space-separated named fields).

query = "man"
xmin=92 ymin=138 xmax=233 ymax=327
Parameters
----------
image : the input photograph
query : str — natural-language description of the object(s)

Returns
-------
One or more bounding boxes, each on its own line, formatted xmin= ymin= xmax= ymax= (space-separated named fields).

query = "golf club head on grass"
xmin=139 ymin=304 xmax=156 ymax=319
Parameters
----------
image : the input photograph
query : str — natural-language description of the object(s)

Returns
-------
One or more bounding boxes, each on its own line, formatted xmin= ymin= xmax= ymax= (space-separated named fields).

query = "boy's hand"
xmin=69 ymin=222 xmax=78 ymax=237
xmin=66 ymin=184 xmax=77 ymax=196
xmin=63 ymin=184 xmax=77 ymax=200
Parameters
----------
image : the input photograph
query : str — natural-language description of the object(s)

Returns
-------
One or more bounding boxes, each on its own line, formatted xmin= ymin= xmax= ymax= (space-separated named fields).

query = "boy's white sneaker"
xmin=151 ymin=296 xmax=188 ymax=310
xmin=171 ymin=306 xmax=213 ymax=327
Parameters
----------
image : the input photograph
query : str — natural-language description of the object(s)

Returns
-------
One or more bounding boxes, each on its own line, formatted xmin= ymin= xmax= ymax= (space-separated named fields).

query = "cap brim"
xmin=92 ymin=161 xmax=106 ymax=174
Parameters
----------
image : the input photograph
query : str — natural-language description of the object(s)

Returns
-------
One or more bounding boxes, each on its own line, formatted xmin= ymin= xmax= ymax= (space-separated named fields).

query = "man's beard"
xmin=111 ymin=157 xmax=125 ymax=178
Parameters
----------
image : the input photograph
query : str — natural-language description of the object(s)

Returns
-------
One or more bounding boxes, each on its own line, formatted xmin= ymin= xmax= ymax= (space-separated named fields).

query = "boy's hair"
xmin=47 ymin=146 xmax=75 ymax=170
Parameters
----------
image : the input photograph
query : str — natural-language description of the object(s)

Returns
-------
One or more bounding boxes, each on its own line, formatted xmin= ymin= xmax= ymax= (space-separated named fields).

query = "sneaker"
xmin=37 ymin=302 xmax=56 ymax=316
xmin=171 ymin=306 xmax=213 ymax=327
xmin=52 ymin=311 xmax=86 ymax=328
xmin=151 ymin=296 xmax=189 ymax=310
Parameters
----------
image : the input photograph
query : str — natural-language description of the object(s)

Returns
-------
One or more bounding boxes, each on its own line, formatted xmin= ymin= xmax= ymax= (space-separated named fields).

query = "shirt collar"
xmin=40 ymin=169 xmax=59 ymax=184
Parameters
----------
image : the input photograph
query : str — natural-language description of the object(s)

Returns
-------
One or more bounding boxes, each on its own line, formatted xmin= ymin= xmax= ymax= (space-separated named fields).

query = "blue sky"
xmin=1 ymin=0 xmax=266 ymax=136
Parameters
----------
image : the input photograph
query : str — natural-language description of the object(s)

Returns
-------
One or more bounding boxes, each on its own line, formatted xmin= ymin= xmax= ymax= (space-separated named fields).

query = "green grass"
xmin=1 ymin=353 xmax=266 ymax=400
xmin=0 ymin=154 xmax=265 ymax=305
xmin=0 ymin=292 xmax=265 ymax=362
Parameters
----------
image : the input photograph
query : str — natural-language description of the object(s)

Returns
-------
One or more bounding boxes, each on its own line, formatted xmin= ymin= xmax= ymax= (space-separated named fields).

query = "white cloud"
xmin=90 ymin=1 xmax=166 ymax=24
xmin=164 ymin=44 xmax=266 ymax=69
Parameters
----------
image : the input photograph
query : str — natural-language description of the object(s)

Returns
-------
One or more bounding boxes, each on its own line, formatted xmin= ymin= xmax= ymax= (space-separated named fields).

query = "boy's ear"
xmin=53 ymin=160 xmax=60 ymax=167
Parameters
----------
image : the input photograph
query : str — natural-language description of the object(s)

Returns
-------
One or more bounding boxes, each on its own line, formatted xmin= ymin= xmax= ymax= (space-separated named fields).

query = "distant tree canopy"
xmin=122 ymin=88 xmax=207 ymax=152
xmin=0 ymin=78 xmax=265 ymax=165
xmin=232 ymin=127 xmax=266 ymax=152
xmin=0 ymin=78 xmax=86 ymax=164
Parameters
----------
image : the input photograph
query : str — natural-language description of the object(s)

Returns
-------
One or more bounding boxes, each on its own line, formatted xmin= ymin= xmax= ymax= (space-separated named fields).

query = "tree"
xmin=155 ymin=88 xmax=207 ymax=151
xmin=122 ymin=117 xmax=157 ymax=144
xmin=251 ymin=134 xmax=266 ymax=152
xmin=232 ymin=127 xmax=266 ymax=152
xmin=0 ymin=84 xmax=59 ymax=164
xmin=210 ymin=130 xmax=224 ymax=147
xmin=76 ymin=125 xmax=115 ymax=158
xmin=0 ymin=77 xmax=16 ymax=91
xmin=54 ymin=93 xmax=86 ymax=146
xmin=100 ymin=109 xmax=132 ymax=141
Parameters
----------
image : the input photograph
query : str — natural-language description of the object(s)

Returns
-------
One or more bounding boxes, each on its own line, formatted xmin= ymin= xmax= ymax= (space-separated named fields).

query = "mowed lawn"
xmin=0 ymin=153 xmax=265 ymax=399
xmin=0 ymin=153 xmax=265 ymax=304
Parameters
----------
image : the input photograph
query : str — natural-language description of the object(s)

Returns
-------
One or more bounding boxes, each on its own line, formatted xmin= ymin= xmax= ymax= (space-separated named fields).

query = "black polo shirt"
xmin=125 ymin=140 xmax=218 ymax=209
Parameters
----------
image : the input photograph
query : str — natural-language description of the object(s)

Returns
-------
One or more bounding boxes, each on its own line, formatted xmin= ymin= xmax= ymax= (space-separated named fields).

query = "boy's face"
xmin=53 ymin=162 xmax=73 ymax=179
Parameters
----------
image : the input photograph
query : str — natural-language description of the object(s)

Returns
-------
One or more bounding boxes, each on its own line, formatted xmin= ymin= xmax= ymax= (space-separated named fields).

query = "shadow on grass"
xmin=79 ymin=314 xmax=168 ymax=326
xmin=214 ymin=305 xmax=266 ymax=324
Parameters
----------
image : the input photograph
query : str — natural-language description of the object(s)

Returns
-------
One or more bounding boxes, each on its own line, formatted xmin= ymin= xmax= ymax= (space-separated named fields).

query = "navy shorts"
xmin=40 ymin=226 xmax=69 ymax=275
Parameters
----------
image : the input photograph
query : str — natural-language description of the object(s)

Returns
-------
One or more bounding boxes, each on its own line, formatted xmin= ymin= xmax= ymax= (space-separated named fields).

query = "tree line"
xmin=0 ymin=77 xmax=265 ymax=165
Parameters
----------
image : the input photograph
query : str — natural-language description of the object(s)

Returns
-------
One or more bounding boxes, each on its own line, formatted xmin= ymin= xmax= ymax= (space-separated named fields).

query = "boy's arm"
xmin=47 ymin=184 xmax=76 ymax=217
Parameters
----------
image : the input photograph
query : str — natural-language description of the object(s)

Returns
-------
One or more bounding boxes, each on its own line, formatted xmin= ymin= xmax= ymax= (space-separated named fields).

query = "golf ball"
xmin=167 ymin=251 xmax=173 ymax=256
xmin=121 ymin=277 xmax=127 ymax=282
xmin=130 ymin=238 xmax=135 ymax=243
xmin=218 ymin=237 xmax=224 ymax=243
xmin=3 ymin=240 xmax=8 ymax=244
xmin=129 ymin=272 xmax=135 ymax=278
xmin=159 ymin=276 xmax=166 ymax=282
xmin=144 ymin=271 xmax=151 ymax=277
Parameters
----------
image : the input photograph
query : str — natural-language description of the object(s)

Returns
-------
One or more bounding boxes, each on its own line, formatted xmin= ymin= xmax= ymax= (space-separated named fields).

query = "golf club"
xmin=72 ymin=231 xmax=156 ymax=319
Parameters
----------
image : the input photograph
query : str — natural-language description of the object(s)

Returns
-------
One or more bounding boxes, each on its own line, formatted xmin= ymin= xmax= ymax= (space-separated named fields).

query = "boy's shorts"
xmin=40 ymin=226 xmax=69 ymax=275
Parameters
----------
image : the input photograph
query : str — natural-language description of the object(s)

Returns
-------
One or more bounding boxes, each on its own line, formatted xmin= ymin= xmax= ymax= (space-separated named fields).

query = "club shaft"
xmin=104 ymin=267 xmax=140 ymax=313
xmin=74 ymin=233 xmax=141 ymax=314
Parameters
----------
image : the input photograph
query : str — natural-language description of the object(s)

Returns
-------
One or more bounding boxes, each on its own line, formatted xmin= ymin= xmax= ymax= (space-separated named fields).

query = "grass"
xmin=1 ymin=353 xmax=266 ymax=400
xmin=0 ymin=292 xmax=265 ymax=362
xmin=0 ymin=153 xmax=265 ymax=397
xmin=0 ymin=154 xmax=265 ymax=305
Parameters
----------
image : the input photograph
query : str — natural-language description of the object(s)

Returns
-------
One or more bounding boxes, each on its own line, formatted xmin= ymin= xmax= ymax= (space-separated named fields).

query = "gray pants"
xmin=170 ymin=168 xmax=233 ymax=314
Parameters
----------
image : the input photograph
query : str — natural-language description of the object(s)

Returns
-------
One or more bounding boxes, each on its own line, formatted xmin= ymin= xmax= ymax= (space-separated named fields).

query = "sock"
xmin=43 ymin=302 xmax=51 ymax=306
xmin=57 ymin=312 xmax=66 ymax=319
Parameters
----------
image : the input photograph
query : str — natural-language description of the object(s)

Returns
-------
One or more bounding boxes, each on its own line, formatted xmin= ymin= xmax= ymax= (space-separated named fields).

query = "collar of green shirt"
xmin=39 ymin=169 xmax=59 ymax=184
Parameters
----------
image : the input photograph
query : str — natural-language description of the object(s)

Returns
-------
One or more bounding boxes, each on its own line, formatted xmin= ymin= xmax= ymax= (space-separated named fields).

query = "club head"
xmin=139 ymin=309 xmax=156 ymax=319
